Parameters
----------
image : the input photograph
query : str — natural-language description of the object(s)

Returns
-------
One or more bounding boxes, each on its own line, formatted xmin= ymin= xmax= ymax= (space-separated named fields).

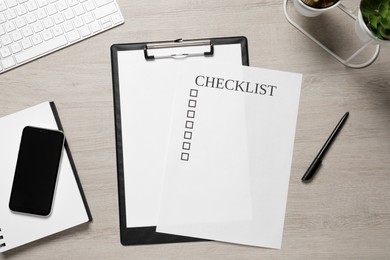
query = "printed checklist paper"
xmin=156 ymin=62 xmax=302 ymax=249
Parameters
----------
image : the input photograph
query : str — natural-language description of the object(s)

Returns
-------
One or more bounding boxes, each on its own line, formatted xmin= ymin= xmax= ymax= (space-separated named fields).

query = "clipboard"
xmin=111 ymin=36 xmax=249 ymax=246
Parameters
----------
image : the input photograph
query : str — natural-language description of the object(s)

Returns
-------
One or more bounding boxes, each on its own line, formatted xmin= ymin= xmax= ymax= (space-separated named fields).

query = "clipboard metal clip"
xmin=144 ymin=39 xmax=214 ymax=60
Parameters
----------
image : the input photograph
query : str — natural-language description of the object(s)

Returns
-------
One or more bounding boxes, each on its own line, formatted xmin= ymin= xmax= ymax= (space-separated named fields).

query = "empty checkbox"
xmin=182 ymin=142 xmax=191 ymax=150
xmin=188 ymin=99 xmax=197 ymax=108
xmin=184 ymin=131 xmax=192 ymax=139
xmin=181 ymin=153 xmax=189 ymax=161
xmin=185 ymin=121 xmax=194 ymax=129
xmin=187 ymin=110 xmax=195 ymax=118
xmin=190 ymin=89 xmax=198 ymax=97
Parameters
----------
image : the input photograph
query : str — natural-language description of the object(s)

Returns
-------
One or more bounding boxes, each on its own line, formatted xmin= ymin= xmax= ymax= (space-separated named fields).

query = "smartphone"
xmin=9 ymin=126 xmax=65 ymax=216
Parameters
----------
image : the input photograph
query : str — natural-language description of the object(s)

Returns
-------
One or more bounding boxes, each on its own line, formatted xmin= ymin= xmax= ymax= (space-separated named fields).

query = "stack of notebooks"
xmin=111 ymin=37 xmax=302 ymax=249
xmin=0 ymin=102 xmax=92 ymax=253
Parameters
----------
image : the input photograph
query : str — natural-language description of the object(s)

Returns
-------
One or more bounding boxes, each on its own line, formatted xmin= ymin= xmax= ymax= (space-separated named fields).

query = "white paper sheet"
xmin=116 ymin=44 xmax=243 ymax=227
xmin=156 ymin=62 xmax=302 ymax=249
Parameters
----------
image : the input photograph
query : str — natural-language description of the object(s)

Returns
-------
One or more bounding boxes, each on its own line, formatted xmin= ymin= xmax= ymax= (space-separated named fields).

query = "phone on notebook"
xmin=9 ymin=126 xmax=65 ymax=216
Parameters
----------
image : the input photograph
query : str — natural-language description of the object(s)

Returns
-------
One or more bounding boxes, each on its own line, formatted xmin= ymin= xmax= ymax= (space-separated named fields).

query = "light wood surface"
xmin=1 ymin=0 xmax=390 ymax=259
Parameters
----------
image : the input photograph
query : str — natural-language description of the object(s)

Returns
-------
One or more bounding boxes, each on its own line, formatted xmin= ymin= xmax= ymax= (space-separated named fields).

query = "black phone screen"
xmin=9 ymin=126 xmax=65 ymax=216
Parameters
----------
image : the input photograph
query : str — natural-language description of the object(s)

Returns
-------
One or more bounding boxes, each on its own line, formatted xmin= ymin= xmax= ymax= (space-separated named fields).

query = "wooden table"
xmin=1 ymin=0 xmax=389 ymax=259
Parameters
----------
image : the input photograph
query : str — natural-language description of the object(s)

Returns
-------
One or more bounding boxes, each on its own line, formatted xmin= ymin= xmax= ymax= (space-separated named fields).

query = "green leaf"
xmin=369 ymin=15 xmax=381 ymax=29
xmin=360 ymin=0 xmax=382 ymax=10
xmin=379 ymin=3 xmax=388 ymax=17
xmin=381 ymin=17 xmax=390 ymax=29
xmin=378 ymin=25 xmax=390 ymax=39
xmin=361 ymin=0 xmax=380 ymax=19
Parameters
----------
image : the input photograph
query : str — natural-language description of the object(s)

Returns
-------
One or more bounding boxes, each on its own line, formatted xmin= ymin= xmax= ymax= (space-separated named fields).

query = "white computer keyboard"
xmin=0 ymin=0 xmax=123 ymax=74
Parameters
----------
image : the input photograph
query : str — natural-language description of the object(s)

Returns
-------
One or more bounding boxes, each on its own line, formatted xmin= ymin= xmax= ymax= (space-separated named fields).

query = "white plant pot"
xmin=355 ymin=9 xmax=390 ymax=45
xmin=293 ymin=0 xmax=342 ymax=17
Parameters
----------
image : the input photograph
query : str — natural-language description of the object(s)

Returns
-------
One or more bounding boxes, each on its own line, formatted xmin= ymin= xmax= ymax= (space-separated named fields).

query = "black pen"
xmin=301 ymin=112 xmax=349 ymax=182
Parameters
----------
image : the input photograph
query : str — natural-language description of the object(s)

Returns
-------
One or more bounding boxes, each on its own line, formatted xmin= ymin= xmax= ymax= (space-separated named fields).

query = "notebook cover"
xmin=0 ymin=102 xmax=92 ymax=253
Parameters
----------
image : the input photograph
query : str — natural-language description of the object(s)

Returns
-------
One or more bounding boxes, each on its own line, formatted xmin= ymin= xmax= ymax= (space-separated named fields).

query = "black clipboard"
xmin=111 ymin=36 xmax=249 ymax=246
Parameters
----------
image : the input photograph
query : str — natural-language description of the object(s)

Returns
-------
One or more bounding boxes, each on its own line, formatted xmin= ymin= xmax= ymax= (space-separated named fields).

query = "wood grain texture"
xmin=1 ymin=0 xmax=390 ymax=259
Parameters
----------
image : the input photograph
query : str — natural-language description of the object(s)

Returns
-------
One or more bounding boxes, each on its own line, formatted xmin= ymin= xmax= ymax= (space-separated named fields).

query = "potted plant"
xmin=355 ymin=0 xmax=390 ymax=44
xmin=294 ymin=0 xmax=342 ymax=17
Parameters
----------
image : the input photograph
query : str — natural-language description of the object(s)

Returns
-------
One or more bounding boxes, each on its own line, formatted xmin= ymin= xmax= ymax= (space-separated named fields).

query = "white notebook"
xmin=156 ymin=62 xmax=302 ymax=249
xmin=0 ymin=102 xmax=92 ymax=253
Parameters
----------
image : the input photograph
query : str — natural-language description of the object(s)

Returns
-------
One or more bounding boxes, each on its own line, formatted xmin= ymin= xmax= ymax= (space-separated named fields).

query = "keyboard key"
xmin=32 ymin=21 xmax=44 ymax=32
xmin=94 ymin=0 xmax=112 ymax=7
xmin=11 ymin=30 xmax=23 ymax=41
xmin=83 ymin=12 xmax=94 ymax=24
xmin=27 ymin=0 xmax=38 ymax=11
xmin=94 ymin=2 xmax=116 ymax=19
xmin=4 ymin=22 xmax=16 ymax=32
xmin=0 ymin=13 xmax=6 ymax=24
xmin=79 ymin=25 xmax=90 ymax=37
xmin=66 ymin=29 xmax=80 ymax=42
xmin=0 ymin=2 xmax=7 ymax=12
xmin=63 ymin=21 xmax=73 ymax=32
xmin=26 ymin=13 xmax=37 ymax=24
xmin=5 ymin=9 xmax=17 ymax=20
xmin=42 ymin=29 xmax=53 ymax=40
xmin=22 ymin=26 xmax=33 ymax=37
xmin=110 ymin=12 xmax=122 ymax=24
xmin=16 ymin=5 xmax=28 ymax=16
xmin=0 ymin=46 xmax=12 ymax=58
xmin=31 ymin=34 xmax=43 ymax=44
xmin=73 ymin=17 xmax=84 ymax=28
xmin=74 ymin=5 xmax=85 ymax=16
xmin=15 ymin=18 xmax=27 ymax=28
xmin=68 ymin=0 xmax=78 ymax=7
xmin=1 ymin=56 xmax=16 ymax=69
xmin=0 ymin=25 xmax=5 ymax=35
xmin=84 ymin=0 xmax=95 ymax=11
xmin=10 ymin=42 xmax=22 ymax=53
xmin=37 ymin=0 xmax=49 ymax=7
xmin=53 ymin=13 xmax=65 ymax=24
xmin=21 ymin=38 xmax=32 ymax=49
xmin=15 ymin=35 xmax=67 ymax=63
xmin=57 ymin=0 xmax=68 ymax=11
xmin=64 ymin=9 xmax=75 ymax=20
xmin=1 ymin=34 xmax=12 ymax=45
xmin=101 ymin=18 xmax=111 ymax=29
xmin=89 ymin=20 xmax=100 ymax=32
xmin=99 ymin=16 xmax=109 ymax=24
xmin=47 ymin=4 xmax=58 ymax=15
xmin=52 ymin=25 xmax=63 ymax=36
xmin=43 ymin=17 xmax=54 ymax=28
xmin=7 ymin=0 xmax=19 ymax=8
xmin=37 ymin=9 xmax=48 ymax=19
